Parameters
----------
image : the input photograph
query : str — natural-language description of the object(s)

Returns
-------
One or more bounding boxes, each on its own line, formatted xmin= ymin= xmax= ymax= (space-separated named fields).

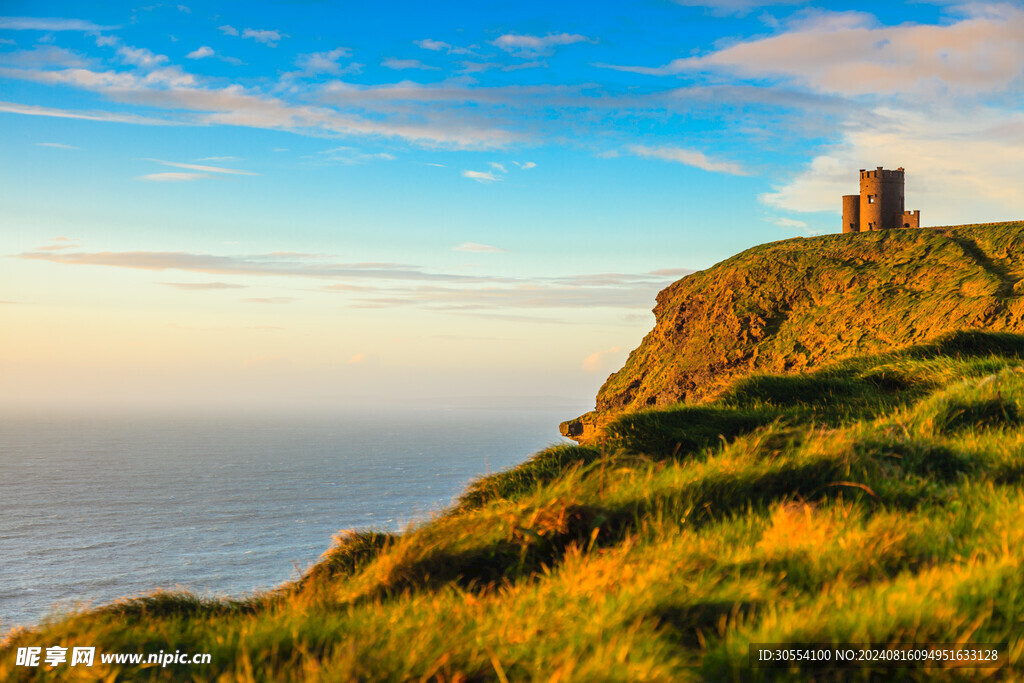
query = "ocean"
xmin=0 ymin=407 xmax=570 ymax=630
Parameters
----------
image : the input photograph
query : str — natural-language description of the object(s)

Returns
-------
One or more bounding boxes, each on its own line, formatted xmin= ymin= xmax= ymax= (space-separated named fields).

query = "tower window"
xmin=867 ymin=196 xmax=875 ymax=204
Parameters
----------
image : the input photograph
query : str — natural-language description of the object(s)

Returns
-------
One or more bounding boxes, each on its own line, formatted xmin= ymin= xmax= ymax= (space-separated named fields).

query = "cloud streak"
xmin=462 ymin=170 xmax=501 ymax=183
xmin=139 ymin=172 xmax=211 ymax=181
xmin=454 ymin=242 xmax=507 ymax=253
xmin=628 ymin=145 xmax=747 ymax=175
xmin=17 ymin=246 xmax=696 ymax=312
xmin=144 ymin=159 xmax=260 ymax=176
xmin=0 ymin=17 xmax=116 ymax=31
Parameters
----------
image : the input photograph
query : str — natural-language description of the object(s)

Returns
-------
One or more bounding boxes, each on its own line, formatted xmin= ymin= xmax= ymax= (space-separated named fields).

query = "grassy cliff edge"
xmin=562 ymin=221 xmax=1024 ymax=442
xmin=5 ymin=223 xmax=1024 ymax=681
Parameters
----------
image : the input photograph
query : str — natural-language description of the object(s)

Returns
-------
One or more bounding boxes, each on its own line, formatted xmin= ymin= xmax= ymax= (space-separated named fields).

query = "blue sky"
xmin=2 ymin=0 xmax=1023 ymax=413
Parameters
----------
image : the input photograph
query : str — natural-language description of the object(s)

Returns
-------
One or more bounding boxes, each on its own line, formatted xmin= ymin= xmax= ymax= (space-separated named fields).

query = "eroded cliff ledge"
xmin=562 ymin=222 xmax=1024 ymax=443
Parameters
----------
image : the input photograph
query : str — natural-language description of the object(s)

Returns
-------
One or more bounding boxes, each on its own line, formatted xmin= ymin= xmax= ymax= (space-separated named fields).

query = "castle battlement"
xmin=843 ymin=166 xmax=920 ymax=233
xmin=859 ymin=166 xmax=905 ymax=181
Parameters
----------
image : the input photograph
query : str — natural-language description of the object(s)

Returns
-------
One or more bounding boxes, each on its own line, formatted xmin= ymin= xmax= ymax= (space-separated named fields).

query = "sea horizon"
xmin=0 ymin=405 xmax=576 ymax=631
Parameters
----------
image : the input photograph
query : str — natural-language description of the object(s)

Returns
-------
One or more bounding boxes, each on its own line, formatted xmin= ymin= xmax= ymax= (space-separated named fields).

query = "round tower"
xmin=842 ymin=195 xmax=860 ymax=233
xmin=859 ymin=167 xmax=905 ymax=231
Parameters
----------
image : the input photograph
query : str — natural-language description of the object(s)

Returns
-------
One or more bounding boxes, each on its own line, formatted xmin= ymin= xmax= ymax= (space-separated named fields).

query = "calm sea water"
xmin=0 ymin=408 xmax=570 ymax=630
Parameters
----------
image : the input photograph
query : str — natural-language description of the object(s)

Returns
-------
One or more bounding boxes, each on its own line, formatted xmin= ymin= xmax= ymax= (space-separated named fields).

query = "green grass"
xmin=5 ymin=330 xmax=1024 ymax=681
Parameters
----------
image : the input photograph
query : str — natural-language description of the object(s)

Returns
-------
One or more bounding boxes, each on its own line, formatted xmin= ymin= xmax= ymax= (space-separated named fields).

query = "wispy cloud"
xmin=35 ymin=142 xmax=78 ymax=149
xmin=414 ymin=38 xmax=474 ymax=55
xmin=0 ymin=66 xmax=521 ymax=149
xmin=186 ymin=46 xmax=214 ymax=60
xmin=381 ymin=57 xmax=439 ymax=71
xmin=139 ymin=172 xmax=211 ymax=182
xmin=318 ymin=146 xmax=395 ymax=164
xmin=117 ymin=46 xmax=168 ymax=68
xmin=16 ymin=249 xmax=491 ymax=282
xmin=0 ymin=17 xmax=116 ymax=32
xmin=33 ymin=236 xmax=79 ymax=251
xmin=144 ymin=159 xmax=260 ymax=176
xmin=454 ymin=242 xmax=507 ymax=253
xmin=0 ymin=101 xmax=182 ymax=126
xmin=462 ymin=170 xmax=501 ymax=183
xmin=294 ymin=47 xmax=357 ymax=75
xmin=513 ymin=161 xmax=536 ymax=170
xmin=492 ymin=32 xmax=592 ymax=56
xmin=670 ymin=0 xmax=808 ymax=17
xmin=218 ymin=25 xmax=238 ymax=36
xmin=242 ymin=28 xmax=284 ymax=47
xmin=242 ymin=297 xmax=295 ymax=304
xmin=18 ymin=245 xmax=694 ymax=313
xmin=161 ymin=281 xmax=247 ymax=290
xmin=628 ymin=144 xmax=747 ymax=175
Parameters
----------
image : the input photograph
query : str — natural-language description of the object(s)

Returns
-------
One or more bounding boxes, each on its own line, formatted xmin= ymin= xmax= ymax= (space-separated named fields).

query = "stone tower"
xmin=842 ymin=166 xmax=920 ymax=233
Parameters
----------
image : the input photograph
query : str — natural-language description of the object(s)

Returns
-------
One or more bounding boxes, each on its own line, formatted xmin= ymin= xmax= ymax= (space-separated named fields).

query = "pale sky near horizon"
xmin=2 ymin=0 xmax=1024 ymax=413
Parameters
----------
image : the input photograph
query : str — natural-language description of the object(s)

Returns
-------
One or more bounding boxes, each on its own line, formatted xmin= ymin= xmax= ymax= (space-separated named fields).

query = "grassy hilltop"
xmin=5 ymin=223 xmax=1024 ymax=681
xmin=563 ymin=221 xmax=1024 ymax=441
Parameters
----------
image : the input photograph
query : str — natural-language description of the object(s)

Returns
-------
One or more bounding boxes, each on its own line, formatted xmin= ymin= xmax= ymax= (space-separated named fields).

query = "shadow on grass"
xmin=652 ymin=600 xmax=761 ymax=648
xmin=366 ymin=457 xmax=854 ymax=600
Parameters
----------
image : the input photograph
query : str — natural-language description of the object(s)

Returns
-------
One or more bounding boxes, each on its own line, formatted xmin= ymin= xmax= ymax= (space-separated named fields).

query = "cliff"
xmin=6 ymin=221 xmax=1024 ymax=681
xmin=562 ymin=221 xmax=1024 ymax=442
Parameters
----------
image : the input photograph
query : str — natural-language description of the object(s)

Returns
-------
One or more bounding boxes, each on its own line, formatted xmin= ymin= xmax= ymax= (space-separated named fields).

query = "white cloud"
xmin=0 ymin=45 xmax=91 ymax=68
xmin=414 ymin=38 xmax=473 ymax=55
xmin=628 ymin=144 xmax=747 ymax=175
xmin=582 ymin=346 xmax=624 ymax=373
xmin=36 ymin=142 xmax=78 ymax=149
xmin=605 ymin=6 xmax=1024 ymax=100
xmin=415 ymin=39 xmax=448 ymax=51
xmin=0 ymin=17 xmax=115 ymax=31
xmin=514 ymin=161 xmax=536 ymax=170
xmin=0 ymin=100 xmax=182 ymax=126
xmin=488 ymin=162 xmax=507 ymax=173
xmin=295 ymin=47 xmax=355 ymax=75
xmin=760 ymin=105 xmax=1024 ymax=225
xmin=218 ymin=25 xmax=238 ymax=36
xmin=145 ymin=159 xmax=259 ymax=176
xmin=454 ymin=242 xmax=507 ymax=253
xmin=1 ymin=65 xmax=519 ymax=149
xmin=381 ymin=58 xmax=439 ymax=71
xmin=462 ymin=170 xmax=501 ymax=183
xmin=492 ymin=32 xmax=592 ymax=56
xmin=139 ymin=172 xmax=211 ymax=181
xmin=117 ymin=46 xmax=169 ymax=69
xmin=242 ymin=28 xmax=284 ymax=47
xmin=186 ymin=46 xmax=214 ymax=59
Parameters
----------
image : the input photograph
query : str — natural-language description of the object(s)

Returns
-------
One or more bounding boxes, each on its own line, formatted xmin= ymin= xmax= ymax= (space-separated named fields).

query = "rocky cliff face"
xmin=562 ymin=222 xmax=1024 ymax=442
